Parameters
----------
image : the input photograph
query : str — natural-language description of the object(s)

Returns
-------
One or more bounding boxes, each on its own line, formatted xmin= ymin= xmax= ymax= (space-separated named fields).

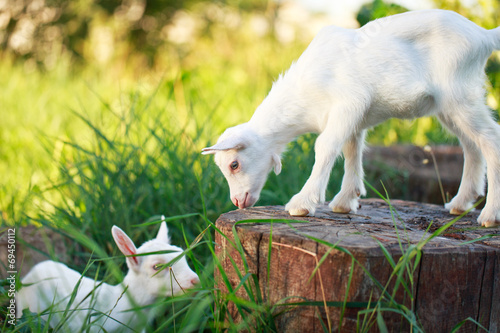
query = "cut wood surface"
xmin=215 ymin=199 xmax=500 ymax=332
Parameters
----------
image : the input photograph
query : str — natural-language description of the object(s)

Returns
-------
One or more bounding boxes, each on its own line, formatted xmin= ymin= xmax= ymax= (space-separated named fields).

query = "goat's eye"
xmin=230 ymin=161 xmax=239 ymax=170
xmin=153 ymin=264 xmax=171 ymax=272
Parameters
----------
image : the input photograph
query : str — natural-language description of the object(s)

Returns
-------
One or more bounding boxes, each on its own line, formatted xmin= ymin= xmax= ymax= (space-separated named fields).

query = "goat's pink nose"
xmin=191 ymin=276 xmax=200 ymax=286
xmin=232 ymin=197 xmax=239 ymax=208
xmin=232 ymin=193 xmax=249 ymax=209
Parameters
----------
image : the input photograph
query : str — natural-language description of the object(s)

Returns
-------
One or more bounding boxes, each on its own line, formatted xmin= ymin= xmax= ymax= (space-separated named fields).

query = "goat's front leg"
xmin=437 ymin=114 xmax=486 ymax=215
xmin=285 ymin=131 xmax=344 ymax=216
xmin=329 ymin=130 xmax=367 ymax=213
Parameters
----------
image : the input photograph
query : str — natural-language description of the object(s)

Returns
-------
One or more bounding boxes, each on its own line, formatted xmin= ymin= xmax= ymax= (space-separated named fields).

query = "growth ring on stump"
xmin=215 ymin=199 xmax=500 ymax=332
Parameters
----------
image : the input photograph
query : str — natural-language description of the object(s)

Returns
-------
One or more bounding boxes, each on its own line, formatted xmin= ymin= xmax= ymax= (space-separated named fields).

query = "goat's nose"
xmin=232 ymin=193 xmax=249 ymax=209
xmin=232 ymin=197 xmax=239 ymax=208
xmin=191 ymin=276 xmax=200 ymax=286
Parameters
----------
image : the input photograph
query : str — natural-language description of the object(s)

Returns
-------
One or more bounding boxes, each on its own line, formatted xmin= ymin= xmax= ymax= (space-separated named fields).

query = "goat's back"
xmin=283 ymin=9 xmax=499 ymax=126
xmin=318 ymin=10 xmax=497 ymax=73
xmin=17 ymin=260 xmax=118 ymax=331
xmin=17 ymin=261 xmax=80 ymax=313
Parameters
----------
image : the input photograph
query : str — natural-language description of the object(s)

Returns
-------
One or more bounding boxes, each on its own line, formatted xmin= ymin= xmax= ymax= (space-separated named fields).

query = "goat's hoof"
xmin=289 ymin=208 xmax=309 ymax=217
xmin=449 ymin=208 xmax=465 ymax=216
xmin=331 ymin=206 xmax=351 ymax=214
xmin=481 ymin=220 xmax=500 ymax=228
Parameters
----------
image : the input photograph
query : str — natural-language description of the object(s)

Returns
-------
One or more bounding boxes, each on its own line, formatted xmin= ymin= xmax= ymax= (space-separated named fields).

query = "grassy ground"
xmin=1 ymin=3 xmax=499 ymax=332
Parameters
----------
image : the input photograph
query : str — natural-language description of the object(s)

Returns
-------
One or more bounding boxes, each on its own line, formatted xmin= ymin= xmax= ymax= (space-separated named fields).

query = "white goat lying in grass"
xmin=17 ymin=220 xmax=200 ymax=332
xmin=203 ymin=9 xmax=500 ymax=227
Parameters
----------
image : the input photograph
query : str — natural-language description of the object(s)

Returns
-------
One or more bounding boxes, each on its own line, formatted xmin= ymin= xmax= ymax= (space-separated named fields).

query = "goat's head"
xmin=112 ymin=220 xmax=200 ymax=297
xmin=202 ymin=124 xmax=281 ymax=209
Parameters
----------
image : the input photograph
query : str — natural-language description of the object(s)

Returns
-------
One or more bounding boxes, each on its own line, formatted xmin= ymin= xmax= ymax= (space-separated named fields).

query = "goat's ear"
xmin=156 ymin=218 xmax=171 ymax=244
xmin=272 ymin=153 xmax=282 ymax=175
xmin=112 ymin=226 xmax=140 ymax=272
xmin=201 ymin=136 xmax=248 ymax=155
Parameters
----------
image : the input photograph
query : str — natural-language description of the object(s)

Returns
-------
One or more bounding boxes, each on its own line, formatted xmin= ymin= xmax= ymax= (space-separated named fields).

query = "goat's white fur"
xmin=16 ymin=219 xmax=200 ymax=332
xmin=202 ymin=9 xmax=500 ymax=227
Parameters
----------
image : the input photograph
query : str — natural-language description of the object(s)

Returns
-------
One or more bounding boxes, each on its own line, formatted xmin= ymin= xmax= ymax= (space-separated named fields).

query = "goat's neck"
xmin=121 ymin=273 xmax=156 ymax=307
xmin=249 ymin=95 xmax=317 ymax=154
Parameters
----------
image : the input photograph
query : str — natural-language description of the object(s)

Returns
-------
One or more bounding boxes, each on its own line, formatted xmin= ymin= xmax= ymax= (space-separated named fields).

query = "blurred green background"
xmin=1 ymin=0 xmax=499 ymax=229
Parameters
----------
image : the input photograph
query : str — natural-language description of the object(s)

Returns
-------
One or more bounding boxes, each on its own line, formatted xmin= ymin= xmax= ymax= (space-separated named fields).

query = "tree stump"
xmin=214 ymin=199 xmax=500 ymax=332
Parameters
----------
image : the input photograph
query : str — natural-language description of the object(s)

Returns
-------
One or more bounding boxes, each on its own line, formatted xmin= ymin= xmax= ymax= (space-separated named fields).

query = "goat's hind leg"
xmin=476 ymin=117 xmax=500 ymax=227
xmin=329 ymin=130 xmax=367 ymax=213
xmin=439 ymin=107 xmax=500 ymax=227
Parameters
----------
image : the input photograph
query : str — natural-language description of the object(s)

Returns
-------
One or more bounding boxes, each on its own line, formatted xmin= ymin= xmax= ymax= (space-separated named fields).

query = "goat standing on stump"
xmin=203 ymin=9 xmax=500 ymax=227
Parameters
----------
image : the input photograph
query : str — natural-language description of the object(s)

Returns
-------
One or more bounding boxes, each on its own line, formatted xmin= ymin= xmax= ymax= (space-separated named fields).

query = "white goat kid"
xmin=202 ymin=9 xmax=500 ymax=227
xmin=16 ymin=220 xmax=200 ymax=332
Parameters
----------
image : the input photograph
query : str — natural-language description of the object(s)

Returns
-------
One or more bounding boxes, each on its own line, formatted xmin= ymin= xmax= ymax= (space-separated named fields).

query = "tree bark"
xmin=215 ymin=199 xmax=500 ymax=332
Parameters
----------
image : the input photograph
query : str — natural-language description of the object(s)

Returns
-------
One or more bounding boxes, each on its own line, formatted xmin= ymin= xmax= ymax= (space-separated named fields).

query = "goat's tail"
xmin=491 ymin=27 xmax=500 ymax=50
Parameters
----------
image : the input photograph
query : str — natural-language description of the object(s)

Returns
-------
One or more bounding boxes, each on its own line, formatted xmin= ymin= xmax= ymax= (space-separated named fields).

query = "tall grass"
xmin=0 ymin=71 xmax=335 ymax=331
